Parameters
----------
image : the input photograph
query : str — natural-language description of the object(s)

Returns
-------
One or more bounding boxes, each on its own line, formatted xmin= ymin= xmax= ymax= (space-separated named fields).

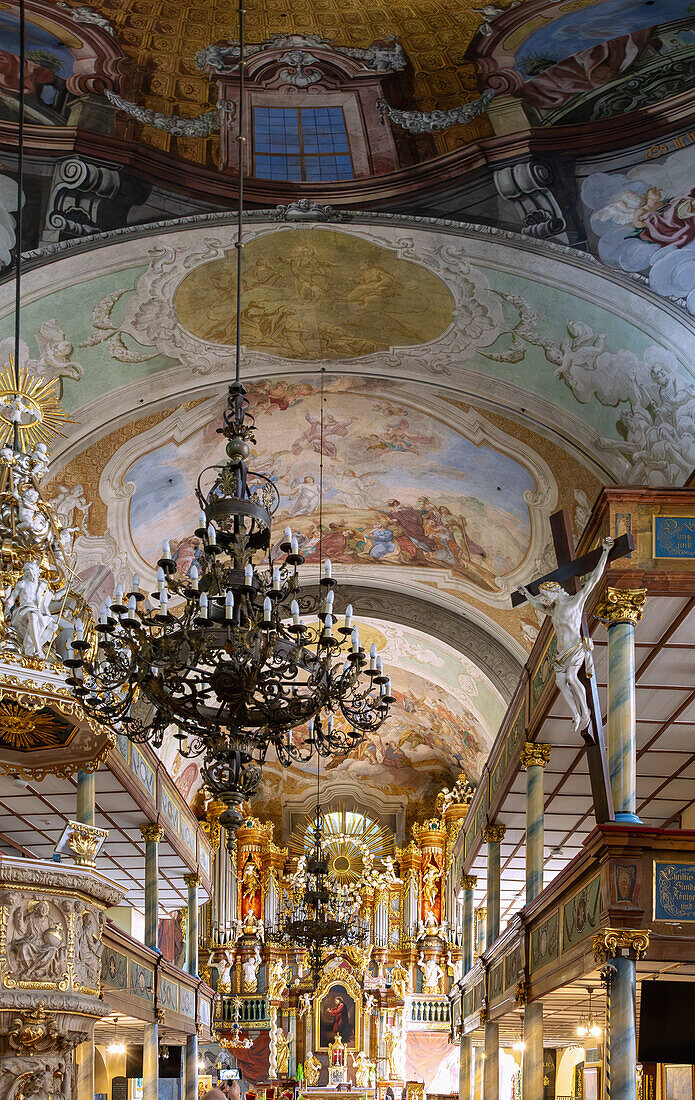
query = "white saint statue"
xmin=4 ymin=560 xmax=59 ymax=658
xmin=242 ymin=944 xmax=263 ymax=992
xmin=418 ymin=951 xmax=445 ymax=994
xmin=516 ymin=536 xmax=614 ymax=732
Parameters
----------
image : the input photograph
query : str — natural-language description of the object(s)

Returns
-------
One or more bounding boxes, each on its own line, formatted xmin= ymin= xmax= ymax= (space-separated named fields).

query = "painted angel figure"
xmin=516 ymin=536 xmax=614 ymax=732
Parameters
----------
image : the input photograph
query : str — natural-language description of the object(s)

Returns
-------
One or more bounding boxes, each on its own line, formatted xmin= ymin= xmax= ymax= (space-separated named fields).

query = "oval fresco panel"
xmin=124 ymin=380 xmax=535 ymax=595
xmin=174 ymin=229 xmax=454 ymax=359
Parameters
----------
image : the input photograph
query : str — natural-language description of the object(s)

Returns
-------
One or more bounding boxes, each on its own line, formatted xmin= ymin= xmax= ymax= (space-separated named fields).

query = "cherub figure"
xmin=516 ymin=536 xmax=614 ymax=732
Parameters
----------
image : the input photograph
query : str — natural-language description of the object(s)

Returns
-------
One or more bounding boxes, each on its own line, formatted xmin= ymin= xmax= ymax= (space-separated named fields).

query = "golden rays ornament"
xmin=0 ymin=360 xmax=74 ymax=450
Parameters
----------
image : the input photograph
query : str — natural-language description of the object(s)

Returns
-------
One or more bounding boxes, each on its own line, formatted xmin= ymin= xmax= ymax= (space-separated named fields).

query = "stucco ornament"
xmin=516 ymin=537 xmax=613 ymax=731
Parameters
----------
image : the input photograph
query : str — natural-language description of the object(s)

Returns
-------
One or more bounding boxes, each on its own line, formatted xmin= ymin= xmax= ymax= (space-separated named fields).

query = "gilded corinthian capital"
xmin=595 ymin=586 xmax=647 ymax=627
xmin=460 ymin=875 xmax=477 ymax=890
xmin=140 ymin=823 xmax=164 ymax=843
xmin=592 ymin=927 xmax=650 ymax=962
xmin=520 ymin=743 xmax=551 ymax=770
xmin=482 ymin=824 xmax=506 ymax=844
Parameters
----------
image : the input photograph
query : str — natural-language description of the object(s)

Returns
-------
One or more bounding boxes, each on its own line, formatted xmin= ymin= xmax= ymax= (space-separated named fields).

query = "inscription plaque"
xmin=653 ymin=517 xmax=695 ymax=559
xmin=654 ymin=862 xmax=695 ymax=920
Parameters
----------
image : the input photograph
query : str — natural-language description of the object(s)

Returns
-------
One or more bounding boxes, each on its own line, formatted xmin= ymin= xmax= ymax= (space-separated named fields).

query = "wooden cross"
xmin=512 ymin=510 xmax=634 ymax=824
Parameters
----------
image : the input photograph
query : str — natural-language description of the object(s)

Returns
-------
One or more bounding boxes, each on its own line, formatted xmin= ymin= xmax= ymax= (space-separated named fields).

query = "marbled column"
xmin=184 ymin=872 xmax=200 ymax=976
xmin=484 ymin=1021 xmax=499 ymax=1100
xmin=140 ymin=824 xmax=163 ymax=951
xmin=475 ymin=907 xmax=486 ymax=958
xmin=595 ymin=929 xmax=649 ymax=1100
xmin=519 ymin=744 xmax=550 ymax=1100
xmin=482 ymin=824 xmax=505 ymax=948
xmin=460 ymin=1037 xmax=473 ymax=1100
xmin=143 ymin=1021 xmax=159 ymax=1100
xmin=186 ymin=1032 xmax=199 ymax=1100
xmin=461 ymin=875 xmax=477 ymax=974
xmin=76 ymin=769 xmax=95 ymax=827
xmin=289 ymin=1012 xmax=297 ymax=1076
xmin=596 ymin=587 xmax=647 ymax=824
xmin=76 ymin=1040 xmax=94 ymax=1100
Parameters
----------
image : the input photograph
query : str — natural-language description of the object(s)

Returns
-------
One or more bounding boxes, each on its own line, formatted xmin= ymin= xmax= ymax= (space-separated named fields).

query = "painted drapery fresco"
xmin=124 ymin=381 xmax=535 ymax=593
xmin=174 ymin=230 xmax=454 ymax=359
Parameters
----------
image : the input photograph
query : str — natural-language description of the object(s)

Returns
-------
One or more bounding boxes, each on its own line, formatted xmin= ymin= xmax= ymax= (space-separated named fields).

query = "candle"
xmin=207 ymin=524 xmax=216 ymax=546
xmin=381 ymin=677 xmax=391 ymax=696
xmin=272 ymin=566 xmax=280 ymax=590
xmin=284 ymin=526 xmax=292 ymax=543
xmin=128 ymin=595 xmax=137 ymax=614
xmin=145 ymin=599 xmax=152 ymax=615
xmin=308 ymin=718 xmax=315 ymax=736
xmin=376 ymin=655 xmax=383 ymax=674
xmin=75 ymin=619 xmax=84 ymax=641
xmin=199 ymin=592 xmax=208 ymax=617
xmin=99 ymin=607 xmax=107 ymax=626
xmin=344 ymin=604 xmax=353 ymax=630
xmin=132 ymin=573 xmax=140 ymax=592
xmin=370 ymin=642 xmax=377 ymax=669
xmin=189 ymin=564 xmax=199 ymax=591
xmin=225 ymin=591 xmax=234 ymax=619
xmin=323 ymin=614 xmax=333 ymax=638
xmin=157 ymin=567 xmax=165 ymax=593
xmin=114 ymin=585 xmax=123 ymax=603
xmin=160 ymin=589 xmax=169 ymax=611
xmin=291 ymin=599 xmax=299 ymax=625
xmin=162 ymin=540 xmax=171 ymax=560
xmin=245 ymin=563 xmax=253 ymax=586
xmin=263 ymin=596 xmax=272 ymax=622
xmin=324 ymin=558 xmax=332 ymax=579
xmin=198 ymin=510 xmax=206 ymax=529
xmin=290 ymin=536 xmax=298 ymax=555
xmin=351 ymin=628 xmax=360 ymax=653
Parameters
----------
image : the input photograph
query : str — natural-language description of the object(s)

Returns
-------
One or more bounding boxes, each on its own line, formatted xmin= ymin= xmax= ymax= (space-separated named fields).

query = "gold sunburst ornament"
xmin=0 ymin=360 xmax=74 ymax=450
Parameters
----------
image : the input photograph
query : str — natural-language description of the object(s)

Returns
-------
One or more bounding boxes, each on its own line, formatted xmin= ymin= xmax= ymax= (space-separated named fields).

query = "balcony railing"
xmin=216 ymin=995 xmax=269 ymax=1025
xmin=407 ymin=996 xmax=451 ymax=1029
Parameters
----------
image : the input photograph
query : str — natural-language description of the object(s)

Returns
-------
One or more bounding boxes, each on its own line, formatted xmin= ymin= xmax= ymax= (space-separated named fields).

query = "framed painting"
xmin=664 ymin=1065 xmax=694 ymax=1100
xmin=315 ymin=979 xmax=360 ymax=1050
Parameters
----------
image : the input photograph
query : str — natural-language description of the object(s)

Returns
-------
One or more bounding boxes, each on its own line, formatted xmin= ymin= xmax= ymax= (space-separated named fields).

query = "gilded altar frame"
xmin=314 ymin=967 xmax=361 ymax=1051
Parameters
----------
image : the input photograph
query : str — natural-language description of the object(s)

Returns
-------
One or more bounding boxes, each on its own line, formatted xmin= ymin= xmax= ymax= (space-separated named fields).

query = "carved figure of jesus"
xmin=516 ymin=536 xmax=613 ymax=731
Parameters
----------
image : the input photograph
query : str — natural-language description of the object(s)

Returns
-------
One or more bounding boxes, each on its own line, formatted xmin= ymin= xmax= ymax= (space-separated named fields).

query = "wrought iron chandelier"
xmin=66 ymin=0 xmax=392 ymax=833
xmin=267 ymin=727 xmax=369 ymax=985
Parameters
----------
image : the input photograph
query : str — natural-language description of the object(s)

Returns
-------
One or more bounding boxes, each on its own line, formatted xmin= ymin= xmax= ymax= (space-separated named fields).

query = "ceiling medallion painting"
xmin=97 ymin=381 xmax=555 ymax=605
xmin=91 ymin=222 xmax=505 ymax=376
xmin=174 ymin=229 xmax=454 ymax=360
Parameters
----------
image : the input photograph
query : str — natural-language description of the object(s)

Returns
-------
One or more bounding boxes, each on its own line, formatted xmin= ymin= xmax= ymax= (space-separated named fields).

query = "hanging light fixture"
xmin=107 ymin=1016 xmax=126 ymax=1056
xmin=65 ymin=0 xmax=393 ymax=833
xmin=266 ymin=740 xmax=369 ymax=986
xmin=576 ymin=986 xmax=602 ymax=1039
xmin=218 ymin=998 xmax=254 ymax=1050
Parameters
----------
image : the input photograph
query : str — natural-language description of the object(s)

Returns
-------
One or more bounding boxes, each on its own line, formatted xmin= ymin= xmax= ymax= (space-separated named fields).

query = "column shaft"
xmin=526 ymin=764 xmax=544 ymax=905
xmin=76 ymin=769 xmax=95 ymax=827
xmin=460 ymin=1035 xmax=472 ymax=1100
xmin=475 ymin=908 xmax=486 ymax=957
xmin=483 ymin=826 xmax=504 ymax=948
xmin=607 ymin=620 xmax=639 ymax=822
xmin=483 ymin=1021 xmax=499 ymax=1100
xmin=143 ymin=1021 xmax=159 ymax=1100
xmin=186 ymin=1033 xmax=199 ymax=1100
xmin=610 ymin=956 xmax=637 ymax=1100
xmin=523 ymin=1001 xmax=543 ymax=1100
xmin=185 ymin=873 xmax=200 ymax=976
xmin=462 ymin=879 xmax=476 ymax=973
xmin=76 ymin=1039 xmax=94 ymax=1100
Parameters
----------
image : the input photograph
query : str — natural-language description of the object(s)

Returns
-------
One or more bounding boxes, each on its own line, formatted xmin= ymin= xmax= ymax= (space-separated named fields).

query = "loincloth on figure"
xmin=552 ymin=635 xmax=594 ymax=678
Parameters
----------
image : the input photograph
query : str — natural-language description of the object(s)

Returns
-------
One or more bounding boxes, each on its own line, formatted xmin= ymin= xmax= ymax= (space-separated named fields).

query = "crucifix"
xmin=512 ymin=510 xmax=634 ymax=824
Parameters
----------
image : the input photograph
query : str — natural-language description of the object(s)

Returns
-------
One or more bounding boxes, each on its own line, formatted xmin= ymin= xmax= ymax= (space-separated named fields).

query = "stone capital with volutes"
xmin=461 ymin=874 xmax=477 ymax=891
xmin=592 ymin=927 xmax=650 ymax=963
xmin=140 ymin=823 xmax=164 ymax=843
xmin=595 ymin=587 xmax=647 ymax=627
xmin=520 ymin=743 xmax=551 ymax=770
xmin=482 ymin=823 xmax=506 ymax=844
xmin=184 ymin=872 xmax=201 ymax=888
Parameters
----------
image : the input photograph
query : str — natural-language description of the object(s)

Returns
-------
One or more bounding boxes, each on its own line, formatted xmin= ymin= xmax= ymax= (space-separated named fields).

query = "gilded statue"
xmin=383 ymin=1023 xmax=400 ymax=1079
xmin=422 ymin=864 xmax=440 ymax=913
xmin=390 ymin=960 xmax=410 ymax=1001
xmin=267 ymin=957 xmax=290 ymax=999
xmin=418 ymin=952 xmax=445 ymax=994
xmin=303 ymin=1051 xmax=322 ymax=1086
xmin=275 ymin=1028 xmax=290 ymax=1079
